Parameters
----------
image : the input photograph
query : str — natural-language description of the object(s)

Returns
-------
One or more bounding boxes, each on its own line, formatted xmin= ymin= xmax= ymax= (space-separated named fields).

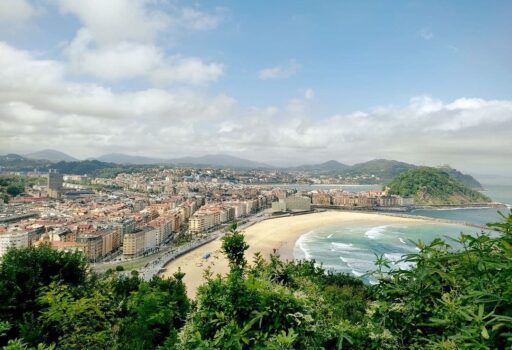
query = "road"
xmin=90 ymin=212 xmax=267 ymax=276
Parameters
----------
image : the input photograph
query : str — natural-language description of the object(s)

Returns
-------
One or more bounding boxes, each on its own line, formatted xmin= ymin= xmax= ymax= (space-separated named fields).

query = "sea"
xmin=290 ymin=182 xmax=512 ymax=279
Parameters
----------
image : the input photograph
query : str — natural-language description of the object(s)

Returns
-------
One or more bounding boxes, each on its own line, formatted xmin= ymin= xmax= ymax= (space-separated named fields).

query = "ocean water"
xmin=408 ymin=183 xmax=512 ymax=225
xmin=294 ymin=222 xmax=486 ymax=282
xmin=292 ymin=182 xmax=512 ymax=279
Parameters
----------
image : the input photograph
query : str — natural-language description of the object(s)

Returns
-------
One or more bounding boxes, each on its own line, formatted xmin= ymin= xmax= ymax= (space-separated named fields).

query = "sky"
xmin=0 ymin=0 xmax=511 ymax=175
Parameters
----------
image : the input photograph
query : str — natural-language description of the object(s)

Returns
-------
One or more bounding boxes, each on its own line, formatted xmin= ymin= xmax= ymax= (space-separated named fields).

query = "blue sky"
xmin=0 ymin=0 xmax=511 ymax=174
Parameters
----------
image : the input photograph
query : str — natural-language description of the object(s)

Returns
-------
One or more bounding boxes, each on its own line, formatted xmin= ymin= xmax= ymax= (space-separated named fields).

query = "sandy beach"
xmin=160 ymin=210 xmax=431 ymax=298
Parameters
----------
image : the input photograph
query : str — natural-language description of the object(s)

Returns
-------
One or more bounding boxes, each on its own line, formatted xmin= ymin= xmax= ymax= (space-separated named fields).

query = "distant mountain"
xmin=387 ymin=167 xmax=491 ymax=205
xmin=50 ymin=160 xmax=118 ymax=175
xmin=349 ymin=159 xmax=416 ymax=178
xmin=25 ymin=149 xmax=78 ymax=162
xmin=94 ymin=153 xmax=165 ymax=165
xmin=93 ymin=153 xmax=270 ymax=168
xmin=345 ymin=159 xmax=416 ymax=182
xmin=0 ymin=154 xmax=50 ymax=170
xmin=292 ymin=160 xmax=349 ymax=172
xmin=168 ymin=154 xmax=271 ymax=168
xmin=437 ymin=165 xmax=483 ymax=190
xmin=287 ymin=159 xmax=486 ymax=187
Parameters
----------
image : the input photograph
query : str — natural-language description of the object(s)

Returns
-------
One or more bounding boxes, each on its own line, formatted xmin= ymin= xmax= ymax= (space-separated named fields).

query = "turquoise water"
xmin=294 ymin=222 xmax=485 ymax=282
xmin=292 ymin=182 xmax=512 ymax=279
xmin=408 ymin=183 xmax=512 ymax=225
xmin=409 ymin=207 xmax=506 ymax=225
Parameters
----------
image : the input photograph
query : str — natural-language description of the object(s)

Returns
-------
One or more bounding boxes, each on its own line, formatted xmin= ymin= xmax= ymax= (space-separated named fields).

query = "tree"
xmin=221 ymin=223 xmax=249 ymax=271
xmin=117 ymin=276 xmax=190 ymax=349
xmin=0 ymin=246 xmax=87 ymax=345
xmin=38 ymin=283 xmax=114 ymax=349
xmin=6 ymin=184 xmax=23 ymax=197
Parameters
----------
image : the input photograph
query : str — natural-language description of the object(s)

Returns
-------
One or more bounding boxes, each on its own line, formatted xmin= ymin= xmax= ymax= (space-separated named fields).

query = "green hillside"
xmin=343 ymin=159 xmax=415 ymax=182
xmin=438 ymin=165 xmax=483 ymax=189
xmin=0 ymin=154 xmax=50 ymax=170
xmin=387 ymin=167 xmax=491 ymax=205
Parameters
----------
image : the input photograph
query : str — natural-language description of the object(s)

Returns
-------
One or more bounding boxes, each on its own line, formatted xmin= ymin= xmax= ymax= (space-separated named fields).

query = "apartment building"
xmin=123 ymin=229 xmax=145 ymax=258
xmin=0 ymin=229 xmax=29 ymax=258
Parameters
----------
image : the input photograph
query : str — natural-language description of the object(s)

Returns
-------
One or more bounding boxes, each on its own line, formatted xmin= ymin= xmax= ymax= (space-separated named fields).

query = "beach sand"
xmin=160 ymin=210 xmax=428 ymax=298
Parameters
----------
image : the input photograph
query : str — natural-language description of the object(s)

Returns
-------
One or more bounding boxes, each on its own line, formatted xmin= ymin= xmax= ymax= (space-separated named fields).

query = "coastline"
xmin=160 ymin=210 xmax=471 ymax=298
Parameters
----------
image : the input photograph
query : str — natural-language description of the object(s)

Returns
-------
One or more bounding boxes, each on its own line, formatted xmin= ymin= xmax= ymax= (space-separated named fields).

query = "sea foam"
xmin=364 ymin=225 xmax=387 ymax=239
xmin=296 ymin=231 xmax=315 ymax=260
xmin=331 ymin=242 xmax=360 ymax=251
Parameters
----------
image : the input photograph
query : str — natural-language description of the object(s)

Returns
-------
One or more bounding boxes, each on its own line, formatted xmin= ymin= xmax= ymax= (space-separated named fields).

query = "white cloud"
xmin=65 ymin=29 xmax=223 ymax=84
xmin=304 ymin=88 xmax=315 ymax=100
xmin=258 ymin=59 xmax=301 ymax=80
xmin=57 ymin=0 xmax=224 ymax=84
xmin=57 ymin=0 xmax=169 ymax=44
xmin=0 ymin=42 xmax=234 ymax=156
xmin=1 ymin=42 xmax=512 ymax=174
xmin=0 ymin=0 xmax=36 ymax=23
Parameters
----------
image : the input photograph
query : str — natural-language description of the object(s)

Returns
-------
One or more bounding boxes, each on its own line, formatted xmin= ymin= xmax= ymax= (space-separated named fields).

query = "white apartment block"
xmin=0 ymin=230 xmax=29 ymax=258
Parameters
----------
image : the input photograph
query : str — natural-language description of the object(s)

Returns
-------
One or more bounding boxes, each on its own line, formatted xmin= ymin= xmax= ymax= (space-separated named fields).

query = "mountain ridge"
xmin=0 ymin=152 xmax=484 ymax=190
xmin=24 ymin=149 xmax=78 ymax=162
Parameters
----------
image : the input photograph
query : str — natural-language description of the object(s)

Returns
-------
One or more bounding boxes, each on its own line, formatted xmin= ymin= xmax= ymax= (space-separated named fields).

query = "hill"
xmin=93 ymin=153 xmax=271 ymax=168
xmin=343 ymin=159 xmax=416 ymax=182
xmin=50 ymin=160 xmax=118 ymax=175
xmin=289 ymin=159 xmax=484 ymax=188
xmin=0 ymin=154 xmax=50 ymax=170
xmin=387 ymin=167 xmax=491 ymax=205
xmin=437 ymin=165 xmax=483 ymax=189
xmin=94 ymin=153 xmax=165 ymax=165
xmin=24 ymin=149 xmax=78 ymax=162
xmin=168 ymin=154 xmax=271 ymax=168
xmin=291 ymin=160 xmax=349 ymax=172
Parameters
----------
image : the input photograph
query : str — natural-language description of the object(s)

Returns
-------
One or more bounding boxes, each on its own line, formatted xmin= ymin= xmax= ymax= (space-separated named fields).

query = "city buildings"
xmin=47 ymin=170 xmax=63 ymax=198
xmin=0 ymin=228 xmax=29 ymax=258
xmin=272 ymin=196 xmax=312 ymax=212
xmin=1 ymin=166 xmax=411 ymax=263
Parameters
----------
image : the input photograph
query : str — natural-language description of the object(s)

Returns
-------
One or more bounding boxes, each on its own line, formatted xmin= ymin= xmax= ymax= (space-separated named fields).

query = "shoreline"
xmin=160 ymin=210 xmax=482 ymax=298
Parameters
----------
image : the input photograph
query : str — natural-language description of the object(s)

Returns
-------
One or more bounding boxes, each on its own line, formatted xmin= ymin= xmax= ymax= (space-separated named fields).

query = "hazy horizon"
xmin=1 ymin=1 xmax=511 ymax=175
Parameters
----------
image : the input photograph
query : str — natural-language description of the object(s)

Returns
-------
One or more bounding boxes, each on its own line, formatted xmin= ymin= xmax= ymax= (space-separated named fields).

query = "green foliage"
xmin=344 ymin=159 xmax=416 ymax=182
xmin=387 ymin=166 xmax=491 ymax=205
xmin=0 ymin=155 xmax=49 ymax=171
xmin=179 ymin=233 xmax=370 ymax=349
xmin=369 ymin=210 xmax=512 ymax=349
xmin=116 ymin=276 xmax=190 ymax=349
xmin=38 ymin=283 xmax=115 ymax=349
xmin=437 ymin=165 xmax=483 ymax=189
xmin=0 ymin=176 xmax=25 ymax=198
xmin=0 ymin=245 xmax=190 ymax=349
xmin=5 ymin=184 xmax=24 ymax=197
xmin=0 ymin=175 xmax=45 ymax=198
xmin=1 ymin=212 xmax=512 ymax=349
xmin=48 ymin=160 xmax=116 ymax=176
xmin=221 ymin=224 xmax=249 ymax=271
xmin=0 ymin=246 xmax=88 ymax=342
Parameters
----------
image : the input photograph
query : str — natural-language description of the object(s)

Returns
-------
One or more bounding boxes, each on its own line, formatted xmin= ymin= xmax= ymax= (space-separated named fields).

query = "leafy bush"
xmin=1 ymin=211 xmax=511 ymax=349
